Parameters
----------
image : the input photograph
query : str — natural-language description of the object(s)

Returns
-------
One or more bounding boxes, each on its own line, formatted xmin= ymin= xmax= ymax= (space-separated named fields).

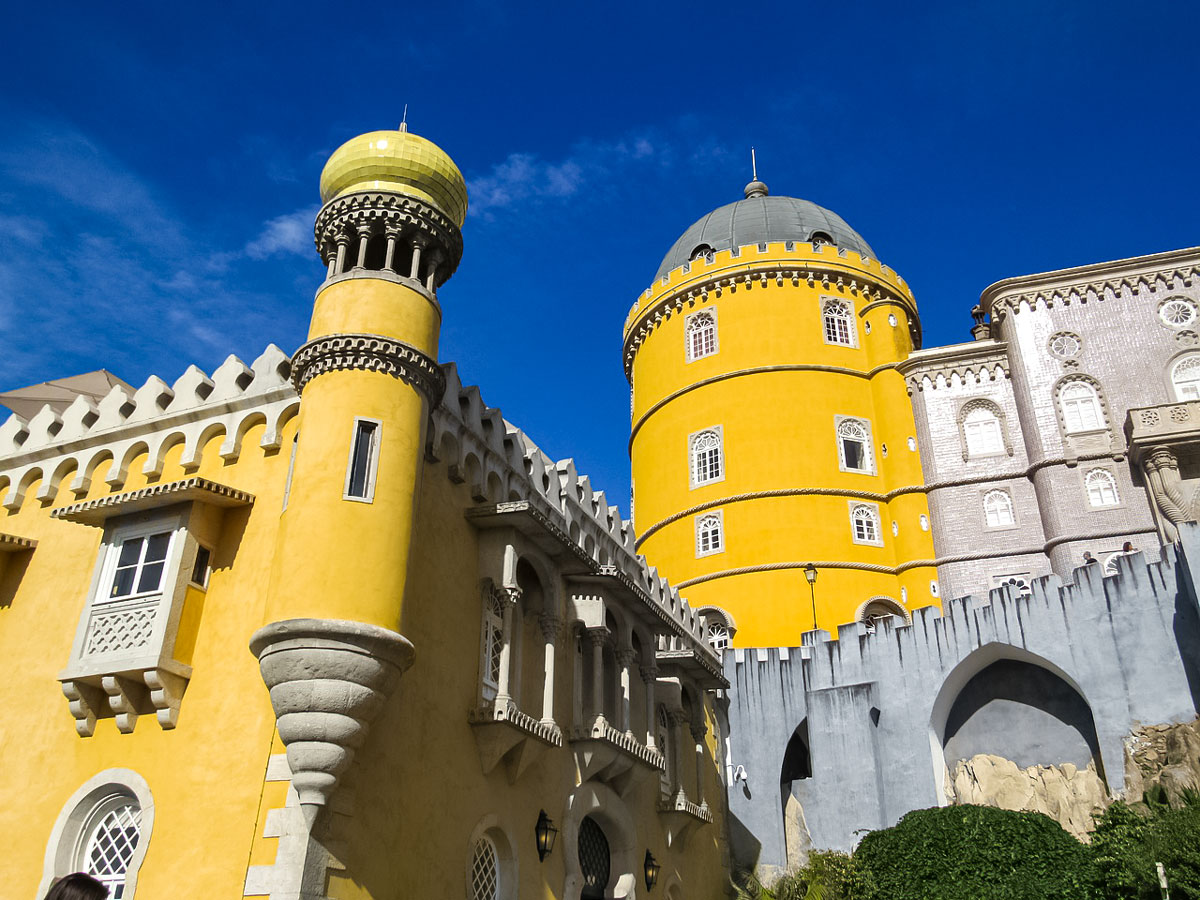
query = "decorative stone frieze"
xmin=51 ymin=476 xmax=254 ymax=525
xmin=249 ymin=618 xmax=415 ymax=824
xmin=290 ymin=333 xmax=446 ymax=405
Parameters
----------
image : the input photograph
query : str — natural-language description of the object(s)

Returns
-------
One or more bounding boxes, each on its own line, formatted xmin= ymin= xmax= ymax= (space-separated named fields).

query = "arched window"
xmin=1059 ymin=381 xmax=1104 ymax=433
xmin=858 ymin=597 xmax=907 ymax=628
xmin=695 ymin=511 xmax=724 ymax=557
xmin=983 ymin=490 xmax=1015 ymax=527
xmin=836 ymin=418 xmax=874 ymax=474
xmin=690 ymin=244 xmax=714 ymax=263
xmin=1085 ymin=469 xmax=1119 ymax=507
xmin=480 ymin=588 xmax=505 ymax=701
xmin=469 ymin=836 xmax=500 ymax=900
xmin=685 ymin=311 xmax=718 ymax=362
xmin=963 ymin=406 xmax=1005 ymax=456
xmin=1171 ymin=355 xmax=1200 ymax=401
xmin=707 ymin=621 xmax=730 ymax=651
xmin=850 ymin=504 xmax=880 ymax=544
xmin=689 ymin=428 xmax=724 ymax=487
xmin=578 ymin=817 xmax=611 ymax=900
xmin=811 ymin=231 xmax=834 ymax=247
xmin=657 ymin=707 xmax=673 ymax=793
xmin=79 ymin=793 xmax=143 ymax=899
xmin=822 ymin=299 xmax=855 ymax=346
xmin=993 ymin=574 xmax=1033 ymax=599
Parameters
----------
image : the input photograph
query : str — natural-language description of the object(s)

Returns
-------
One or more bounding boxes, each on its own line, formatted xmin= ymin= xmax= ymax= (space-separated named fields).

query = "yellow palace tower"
xmin=624 ymin=178 xmax=938 ymax=647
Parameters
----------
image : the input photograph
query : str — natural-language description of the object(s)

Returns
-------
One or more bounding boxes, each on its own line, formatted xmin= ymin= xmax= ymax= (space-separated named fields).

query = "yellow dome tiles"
xmin=320 ymin=129 xmax=468 ymax=227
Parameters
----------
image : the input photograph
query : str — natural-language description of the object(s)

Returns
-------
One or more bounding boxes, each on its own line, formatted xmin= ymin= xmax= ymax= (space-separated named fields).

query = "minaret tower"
xmin=624 ymin=179 xmax=937 ymax=647
xmin=251 ymin=126 xmax=467 ymax=820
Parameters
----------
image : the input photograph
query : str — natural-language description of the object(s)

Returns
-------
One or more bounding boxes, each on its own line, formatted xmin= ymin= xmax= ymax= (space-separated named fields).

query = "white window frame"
xmin=1085 ymin=468 xmax=1120 ymax=508
xmin=469 ymin=834 xmax=501 ymax=900
xmin=983 ymin=489 xmax=1016 ymax=529
xmin=479 ymin=588 xmax=506 ymax=702
xmin=343 ymin=416 xmax=382 ymax=503
xmin=849 ymin=502 xmax=883 ymax=547
xmin=39 ymin=769 xmax=154 ymax=900
xmin=835 ymin=416 xmax=875 ymax=475
xmin=991 ymin=572 xmax=1033 ymax=599
xmin=821 ymin=296 xmax=857 ymax=348
xmin=1171 ymin=354 xmax=1200 ymax=401
xmin=658 ymin=706 xmax=673 ymax=793
xmin=695 ymin=510 xmax=725 ymax=558
xmin=963 ymin=408 xmax=1005 ymax=458
xmin=465 ymin=817 xmax=517 ymax=900
xmin=1059 ymin=382 xmax=1105 ymax=434
xmin=689 ymin=426 xmax=725 ymax=489
xmin=684 ymin=309 xmax=719 ymax=363
xmin=100 ymin=527 xmax=177 ymax=604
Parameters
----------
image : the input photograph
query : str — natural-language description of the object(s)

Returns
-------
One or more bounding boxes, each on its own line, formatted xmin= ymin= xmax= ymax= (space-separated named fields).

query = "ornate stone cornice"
xmin=51 ymin=476 xmax=255 ymax=525
xmin=898 ymin=340 xmax=1011 ymax=394
xmin=314 ymin=191 xmax=463 ymax=283
xmin=980 ymin=247 xmax=1200 ymax=322
xmin=621 ymin=256 xmax=921 ymax=380
xmin=291 ymin=333 xmax=446 ymax=405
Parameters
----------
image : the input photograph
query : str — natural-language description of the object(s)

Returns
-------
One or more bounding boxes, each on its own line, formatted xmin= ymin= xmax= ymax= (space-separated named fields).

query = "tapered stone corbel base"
xmin=250 ymin=618 xmax=414 ymax=826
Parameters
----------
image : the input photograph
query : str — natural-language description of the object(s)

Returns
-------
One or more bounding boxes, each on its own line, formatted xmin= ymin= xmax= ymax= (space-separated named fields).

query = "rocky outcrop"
xmin=1124 ymin=719 xmax=1200 ymax=805
xmin=947 ymin=754 xmax=1109 ymax=840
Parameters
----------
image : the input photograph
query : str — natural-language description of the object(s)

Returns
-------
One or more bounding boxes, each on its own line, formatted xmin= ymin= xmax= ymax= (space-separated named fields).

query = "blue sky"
xmin=1 ymin=1 xmax=1197 ymax=513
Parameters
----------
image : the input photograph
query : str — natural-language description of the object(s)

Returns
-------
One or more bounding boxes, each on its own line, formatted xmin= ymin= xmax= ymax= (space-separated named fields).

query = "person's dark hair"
xmin=45 ymin=873 xmax=109 ymax=900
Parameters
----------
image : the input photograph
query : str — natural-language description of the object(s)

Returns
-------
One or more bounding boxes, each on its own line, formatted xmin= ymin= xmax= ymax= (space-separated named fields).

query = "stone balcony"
xmin=568 ymin=716 xmax=665 ymax=796
xmin=1125 ymin=400 xmax=1200 ymax=460
xmin=657 ymin=790 xmax=713 ymax=847
xmin=469 ymin=701 xmax=562 ymax=785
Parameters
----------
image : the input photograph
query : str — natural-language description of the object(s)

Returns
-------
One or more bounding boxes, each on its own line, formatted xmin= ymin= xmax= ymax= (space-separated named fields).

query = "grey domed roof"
xmin=655 ymin=189 xmax=875 ymax=281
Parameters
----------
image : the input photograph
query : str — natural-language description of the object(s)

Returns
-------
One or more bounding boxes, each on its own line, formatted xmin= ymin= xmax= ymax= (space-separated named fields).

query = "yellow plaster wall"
xmin=309 ymin=279 xmax=441 ymax=357
xmin=0 ymin=420 xmax=294 ymax=899
xmin=627 ymin=246 xmax=937 ymax=644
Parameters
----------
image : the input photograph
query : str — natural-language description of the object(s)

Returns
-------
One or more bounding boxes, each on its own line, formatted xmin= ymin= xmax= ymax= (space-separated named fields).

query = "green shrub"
xmin=851 ymin=805 xmax=1094 ymax=900
xmin=1090 ymin=795 xmax=1200 ymax=899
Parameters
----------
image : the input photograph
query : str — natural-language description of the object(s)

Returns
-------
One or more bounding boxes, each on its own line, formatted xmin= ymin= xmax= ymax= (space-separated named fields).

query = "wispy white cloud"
xmin=245 ymin=206 xmax=319 ymax=259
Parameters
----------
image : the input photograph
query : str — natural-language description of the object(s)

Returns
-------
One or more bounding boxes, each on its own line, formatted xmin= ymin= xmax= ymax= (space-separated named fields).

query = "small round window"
xmin=1160 ymin=298 xmax=1198 ymax=328
xmin=1048 ymin=332 xmax=1081 ymax=359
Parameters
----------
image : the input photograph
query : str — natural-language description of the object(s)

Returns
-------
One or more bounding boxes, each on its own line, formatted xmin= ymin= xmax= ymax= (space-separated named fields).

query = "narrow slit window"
xmin=344 ymin=419 xmax=381 ymax=501
xmin=191 ymin=546 xmax=212 ymax=588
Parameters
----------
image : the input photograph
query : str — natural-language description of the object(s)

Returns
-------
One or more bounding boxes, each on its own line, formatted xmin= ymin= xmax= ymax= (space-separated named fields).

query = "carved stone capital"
xmin=1145 ymin=446 xmax=1180 ymax=473
xmin=538 ymin=613 xmax=562 ymax=641
xmin=586 ymin=627 xmax=610 ymax=648
xmin=639 ymin=664 xmax=659 ymax=684
xmin=250 ymin=618 xmax=415 ymax=825
xmin=290 ymin=333 xmax=446 ymax=405
xmin=615 ymin=648 xmax=638 ymax=668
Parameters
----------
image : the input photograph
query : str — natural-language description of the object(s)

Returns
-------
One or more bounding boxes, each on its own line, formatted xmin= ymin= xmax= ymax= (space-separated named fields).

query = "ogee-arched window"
xmin=1171 ymin=355 xmax=1200 ymax=401
xmin=983 ymin=490 xmax=1015 ymax=527
xmin=1085 ymin=469 xmax=1119 ymax=507
xmin=1059 ymin=382 xmax=1104 ymax=433
xmin=685 ymin=311 xmax=718 ymax=362
xmin=822 ymin=299 xmax=855 ymax=346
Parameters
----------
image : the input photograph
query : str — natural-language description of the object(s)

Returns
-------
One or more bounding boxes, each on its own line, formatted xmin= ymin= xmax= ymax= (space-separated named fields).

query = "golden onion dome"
xmin=319 ymin=128 xmax=468 ymax=227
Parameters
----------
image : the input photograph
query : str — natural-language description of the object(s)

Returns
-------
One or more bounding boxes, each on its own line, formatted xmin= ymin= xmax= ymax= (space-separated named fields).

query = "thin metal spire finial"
xmin=399 ymin=104 xmax=409 ymax=133
xmin=751 ymin=147 xmax=757 ymax=181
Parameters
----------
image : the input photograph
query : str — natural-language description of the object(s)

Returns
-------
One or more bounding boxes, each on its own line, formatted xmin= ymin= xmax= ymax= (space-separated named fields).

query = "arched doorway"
xmin=578 ymin=816 xmax=611 ymax=899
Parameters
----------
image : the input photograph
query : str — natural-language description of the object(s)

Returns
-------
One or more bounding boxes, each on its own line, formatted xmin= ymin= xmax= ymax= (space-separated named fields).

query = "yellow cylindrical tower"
xmin=625 ymin=181 xmax=937 ymax=647
xmin=251 ymin=126 xmax=467 ymax=821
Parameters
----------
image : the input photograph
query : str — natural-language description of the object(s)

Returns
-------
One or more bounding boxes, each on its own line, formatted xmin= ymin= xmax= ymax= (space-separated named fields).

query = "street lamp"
xmin=644 ymin=851 xmax=661 ymax=890
xmin=803 ymin=563 xmax=818 ymax=631
xmin=535 ymin=810 xmax=557 ymax=862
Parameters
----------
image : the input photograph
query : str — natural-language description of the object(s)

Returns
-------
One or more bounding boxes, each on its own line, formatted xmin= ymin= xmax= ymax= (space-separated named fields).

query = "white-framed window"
xmin=1048 ymin=332 xmax=1082 ymax=359
xmin=685 ymin=310 xmax=718 ymax=362
xmin=104 ymin=531 xmax=174 ymax=601
xmin=707 ymin=621 xmax=730 ymax=651
xmin=919 ymin=514 xmax=929 ymax=531
xmin=1171 ymin=354 xmax=1200 ymax=401
xmin=480 ymin=589 xmax=505 ymax=702
xmin=1085 ymin=469 xmax=1120 ymax=507
xmin=689 ymin=427 xmax=724 ymax=488
xmin=1059 ymin=382 xmax=1104 ymax=433
xmin=470 ymin=835 xmax=501 ymax=900
xmin=850 ymin=503 xmax=882 ymax=546
xmin=1160 ymin=297 xmax=1198 ymax=328
xmin=344 ymin=417 xmax=382 ymax=502
xmin=963 ymin=407 xmax=1005 ymax=457
xmin=39 ymin=770 xmax=154 ymax=900
xmin=822 ymin=298 xmax=856 ymax=347
xmin=836 ymin=417 xmax=875 ymax=474
xmin=695 ymin=511 xmax=724 ymax=557
xmin=658 ymin=706 xmax=673 ymax=792
xmin=983 ymin=490 xmax=1015 ymax=527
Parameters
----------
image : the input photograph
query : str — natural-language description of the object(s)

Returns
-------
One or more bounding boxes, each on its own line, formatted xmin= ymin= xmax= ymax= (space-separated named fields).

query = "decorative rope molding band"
xmin=0 ymin=532 xmax=36 ymax=551
xmin=672 ymin=532 xmax=1162 ymax=589
xmin=630 ymin=362 xmax=903 ymax=447
xmin=290 ymin=333 xmax=447 ymax=404
xmin=52 ymin=477 xmax=255 ymax=526
xmin=1042 ymin=526 xmax=1157 ymax=554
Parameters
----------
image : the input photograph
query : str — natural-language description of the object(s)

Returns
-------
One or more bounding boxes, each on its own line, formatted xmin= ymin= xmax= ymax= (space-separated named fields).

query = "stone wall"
xmin=722 ymin=522 xmax=1200 ymax=876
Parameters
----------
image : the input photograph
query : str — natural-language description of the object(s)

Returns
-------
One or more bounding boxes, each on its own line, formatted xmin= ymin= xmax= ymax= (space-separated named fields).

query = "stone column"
xmin=669 ymin=710 xmax=687 ymax=800
xmin=409 ymin=240 xmax=424 ymax=280
xmin=1144 ymin=447 xmax=1185 ymax=542
xmin=424 ymin=250 xmax=441 ymax=291
xmin=333 ymin=235 xmax=350 ymax=275
xmin=587 ymin=628 xmax=608 ymax=733
xmin=354 ymin=226 xmax=372 ymax=269
xmin=690 ymin=720 xmax=708 ymax=806
xmin=616 ymin=648 xmax=635 ymax=736
xmin=383 ymin=227 xmax=400 ymax=273
xmin=326 ymin=252 xmax=337 ymax=280
xmin=539 ymin=614 xmax=560 ymax=726
xmin=494 ymin=587 xmax=521 ymax=714
xmin=641 ymin=664 xmax=658 ymax=750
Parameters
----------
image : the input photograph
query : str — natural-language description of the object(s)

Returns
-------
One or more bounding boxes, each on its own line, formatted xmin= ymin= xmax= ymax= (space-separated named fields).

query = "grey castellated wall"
xmin=722 ymin=522 xmax=1200 ymax=873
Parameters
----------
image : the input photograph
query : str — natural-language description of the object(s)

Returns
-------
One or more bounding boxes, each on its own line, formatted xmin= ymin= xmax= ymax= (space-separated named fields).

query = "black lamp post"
xmin=535 ymin=810 xmax=557 ymax=862
xmin=803 ymin=563 xmax=818 ymax=631
xmin=644 ymin=850 xmax=660 ymax=890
